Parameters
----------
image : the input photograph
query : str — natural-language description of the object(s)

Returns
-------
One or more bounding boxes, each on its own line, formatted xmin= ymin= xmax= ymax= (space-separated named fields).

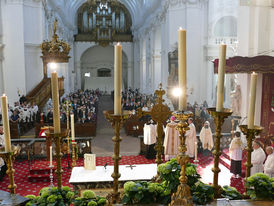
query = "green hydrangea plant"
xmin=245 ymin=173 xmax=274 ymax=200
xmin=73 ymin=190 xmax=107 ymax=206
xmin=221 ymin=185 xmax=242 ymax=200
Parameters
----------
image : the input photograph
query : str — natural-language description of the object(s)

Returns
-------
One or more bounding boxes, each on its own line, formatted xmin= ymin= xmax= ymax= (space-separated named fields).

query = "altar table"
xmin=69 ymin=164 xmax=157 ymax=191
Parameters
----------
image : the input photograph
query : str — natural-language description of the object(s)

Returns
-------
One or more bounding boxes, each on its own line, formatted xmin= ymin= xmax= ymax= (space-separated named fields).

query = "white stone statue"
xmin=230 ymin=84 xmax=242 ymax=116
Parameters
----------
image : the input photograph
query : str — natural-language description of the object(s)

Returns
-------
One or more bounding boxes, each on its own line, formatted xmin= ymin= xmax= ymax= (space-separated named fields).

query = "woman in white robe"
xmin=199 ymin=121 xmax=213 ymax=151
xmin=251 ymin=140 xmax=266 ymax=176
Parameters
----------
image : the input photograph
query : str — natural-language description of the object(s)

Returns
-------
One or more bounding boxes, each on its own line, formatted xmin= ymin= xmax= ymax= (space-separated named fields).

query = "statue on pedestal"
xmin=230 ymin=84 xmax=242 ymax=116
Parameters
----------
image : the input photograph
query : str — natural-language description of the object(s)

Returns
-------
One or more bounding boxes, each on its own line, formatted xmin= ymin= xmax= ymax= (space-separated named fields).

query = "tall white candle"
xmin=51 ymin=72 xmax=61 ymax=133
xmin=216 ymin=44 xmax=227 ymax=112
xmin=114 ymin=43 xmax=122 ymax=115
xmin=71 ymin=114 xmax=75 ymax=141
xmin=194 ymin=142 xmax=198 ymax=161
xmin=178 ymin=28 xmax=187 ymax=111
xmin=1 ymin=94 xmax=12 ymax=152
xmin=50 ymin=146 xmax=53 ymax=166
xmin=248 ymin=72 xmax=258 ymax=129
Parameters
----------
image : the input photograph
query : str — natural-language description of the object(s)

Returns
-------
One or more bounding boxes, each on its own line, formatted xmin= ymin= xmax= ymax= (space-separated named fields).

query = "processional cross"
xmin=137 ymin=83 xmax=171 ymax=165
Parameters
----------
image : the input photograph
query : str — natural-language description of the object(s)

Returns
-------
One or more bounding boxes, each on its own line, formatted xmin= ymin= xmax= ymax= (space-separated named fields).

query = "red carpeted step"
xmin=28 ymin=174 xmax=51 ymax=182
xmin=230 ymin=176 xmax=245 ymax=194
xmin=220 ymin=155 xmax=230 ymax=170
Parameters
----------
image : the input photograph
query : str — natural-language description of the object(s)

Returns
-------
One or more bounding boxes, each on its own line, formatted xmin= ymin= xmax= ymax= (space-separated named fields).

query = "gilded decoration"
xmin=40 ymin=19 xmax=71 ymax=64
xmin=75 ymin=0 xmax=133 ymax=46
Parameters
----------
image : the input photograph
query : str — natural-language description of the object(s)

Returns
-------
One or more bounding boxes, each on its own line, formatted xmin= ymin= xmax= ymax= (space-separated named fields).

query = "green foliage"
xmin=121 ymin=181 xmax=171 ymax=205
xmin=221 ymin=185 xmax=242 ymax=200
xmin=245 ymin=173 xmax=274 ymax=200
xmin=24 ymin=187 xmax=106 ymax=206
xmin=191 ymin=181 xmax=214 ymax=205
xmin=73 ymin=190 xmax=106 ymax=206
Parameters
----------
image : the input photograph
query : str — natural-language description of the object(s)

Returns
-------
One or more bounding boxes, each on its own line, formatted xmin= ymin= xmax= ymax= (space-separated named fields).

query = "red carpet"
xmin=0 ymin=153 xmax=245 ymax=197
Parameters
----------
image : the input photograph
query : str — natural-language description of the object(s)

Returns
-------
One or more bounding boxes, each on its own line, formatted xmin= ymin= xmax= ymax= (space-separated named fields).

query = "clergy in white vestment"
xmin=164 ymin=116 xmax=180 ymax=161
xmin=185 ymin=118 xmax=196 ymax=158
xmin=251 ymin=140 xmax=266 ymax=176
xmin=143 ymin=123 xmax=157 ymax=145
xmin=264 ymin=146 xmax=274 ymax=178
xmin=199 ymin=121 xmax=213 ymax=150
xmin=229 ymin=132 xmax=244 ymax=177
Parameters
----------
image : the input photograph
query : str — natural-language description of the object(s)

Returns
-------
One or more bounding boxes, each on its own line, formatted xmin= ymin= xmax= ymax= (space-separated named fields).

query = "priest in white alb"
xmin=199 ymin=121 xmax=213 ymax=151
xmin=264 ymin=146 xmax=274 ymax=177
xmin=251 ymin=140 xmax=266 ymax=175
xmin=164 ymin=116 xmax=180 ymax=161
xmin=185 ymin=118 xmax=196 ymax=158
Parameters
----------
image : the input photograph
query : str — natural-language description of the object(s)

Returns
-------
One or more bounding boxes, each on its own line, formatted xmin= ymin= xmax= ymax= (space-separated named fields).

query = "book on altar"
xmin=84 ymin=154 xmax=96 ymax=170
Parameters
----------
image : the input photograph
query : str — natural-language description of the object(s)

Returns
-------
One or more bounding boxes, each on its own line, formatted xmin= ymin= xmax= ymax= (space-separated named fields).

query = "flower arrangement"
xmin=221 ymin=185 xmax=242 ymax=200
xmin=25 ymin=187 xmax=106 ymax=206
xmin=245 ymin=173 xmax=274 ymax=200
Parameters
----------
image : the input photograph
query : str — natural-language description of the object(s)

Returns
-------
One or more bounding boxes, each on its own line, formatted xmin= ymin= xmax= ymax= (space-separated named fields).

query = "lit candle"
xmin=1 ymin=94 xmax=12 ymax=152
xmin=194 ymin=142 xmax=198 ymax=161
xmin=71 ymin=114 xmax=75 ymax=141
xmin=178 ymin=28 xmax=187 ymax=111
xmin=114 ymin=42 xmax=122 ymax=115
xmin=50 ymin=146 xmax=53 ymax=166
xmin=51 ymin=72 xmax=61 ymax=133
xmin=216 ymin=44 xmax=227 ymax=112
xmin=248 ymin=72 xmax=258 ymax=129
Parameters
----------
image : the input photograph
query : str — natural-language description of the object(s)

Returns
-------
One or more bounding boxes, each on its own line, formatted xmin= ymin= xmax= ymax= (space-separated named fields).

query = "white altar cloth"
xmin=69 ymin=164 xmax=157 ymax=183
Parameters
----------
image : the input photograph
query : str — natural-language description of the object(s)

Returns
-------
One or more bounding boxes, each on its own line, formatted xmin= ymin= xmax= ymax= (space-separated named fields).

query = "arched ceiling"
xmin=47 ymin=0 xmax=161 ymax=32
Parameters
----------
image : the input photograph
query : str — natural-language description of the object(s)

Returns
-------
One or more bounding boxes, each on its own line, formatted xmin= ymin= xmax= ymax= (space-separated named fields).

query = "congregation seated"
xmin=120 ymin=88 xmax=156 ymax=111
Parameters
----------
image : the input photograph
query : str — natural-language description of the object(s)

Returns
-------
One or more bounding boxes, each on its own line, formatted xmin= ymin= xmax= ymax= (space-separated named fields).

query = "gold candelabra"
xmin=239 ymin=125 xmax=263 ymax=188
xmin=104 ymin=110 xmax=130 ymax=204
xmin=62 ymin=100 xmax=73 ymax=169
xmin=169 ymin=111 xmax=193 ymax=206
xmin=0 ymin=146 xmax=20 ymax=194
xmin=46 ymin=128 xmax=68 ymax=189
xmin=71 ymin=141 xmax=77 ymax=167
xmin=207 ymin=108 xmax=232 ymax=198
xmin=137 ymin=83 xmax=171 ymax=166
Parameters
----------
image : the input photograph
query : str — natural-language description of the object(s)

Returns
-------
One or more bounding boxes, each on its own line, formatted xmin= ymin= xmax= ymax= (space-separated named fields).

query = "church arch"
xmin=80 ymin=45 xmax=128 ymax=93
xmin=213 ymin=16 xmax=237 ymax=37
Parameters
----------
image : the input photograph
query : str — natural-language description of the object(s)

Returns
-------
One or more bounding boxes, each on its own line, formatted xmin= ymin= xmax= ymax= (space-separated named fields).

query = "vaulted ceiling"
xmin=48 ymin=0 xmax=161 ymax=31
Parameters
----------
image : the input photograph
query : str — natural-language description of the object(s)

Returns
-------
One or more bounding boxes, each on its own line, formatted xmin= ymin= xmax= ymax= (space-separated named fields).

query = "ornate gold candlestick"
xmin=207 ymin=108 xmax=232 ymax=198
xmin=104 ymin=110 xmax=130 ymax=204
xmin=46 ymin=128 xmax=68 ymax=189
xmin=170 ymin=111 xmax=193 ymax=206
xmin=239 ymin=125 xmax=263 ymax=185
xmin=71 ymin=141 xmax=77 ymax=167
xmin=0 ymin=146 xmax=20 ymax=194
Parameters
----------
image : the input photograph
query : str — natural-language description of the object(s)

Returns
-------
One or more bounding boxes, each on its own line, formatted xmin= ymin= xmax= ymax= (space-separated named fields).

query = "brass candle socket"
xmin=239 ymin=125 xmax=263 ymax=194
xmin=169 ymin=111 xmax=193 ymax=206
xmin=104 ymin=110 xmax=130 ymax=204
xmin=71 ymin=141 xmax=77 ymax=168
xmin=46 ymin=128 xmax=69 ymax=189
xmin=207 ymin=108 xmax=232 ymax=198
xmin=0 ymin=146 xmax=20 ymax=194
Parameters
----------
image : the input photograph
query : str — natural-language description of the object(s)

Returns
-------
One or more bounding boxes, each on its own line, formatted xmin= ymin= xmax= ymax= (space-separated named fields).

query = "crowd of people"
xmin=44 ymin=89 xmax=100 ymax=124
xmin=0 ymin=95 xmax=39 ymax=135
xmin=111 ymin=88 xmax=156 ymax=111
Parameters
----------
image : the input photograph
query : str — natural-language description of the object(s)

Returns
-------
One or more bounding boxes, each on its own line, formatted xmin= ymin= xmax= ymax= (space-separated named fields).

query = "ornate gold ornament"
xmin=207 ymin=108 xmax=233 ymax=198
xmin=40 ymin=19 xmax=71 ymax=64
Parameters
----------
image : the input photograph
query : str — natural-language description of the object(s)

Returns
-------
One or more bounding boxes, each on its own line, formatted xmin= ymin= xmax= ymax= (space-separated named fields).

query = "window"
xmin=97 ymin=68 xmax=111 ymax=77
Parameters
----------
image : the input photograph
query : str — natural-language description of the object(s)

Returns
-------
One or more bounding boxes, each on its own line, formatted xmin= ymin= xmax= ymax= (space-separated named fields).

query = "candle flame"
xmin=179 ymin=27 xmax=183 ymax=30
xmin=2 ymin=93 xmax=5 ymax=97
xmin=252 ymin=71 xmax=256 ymax=75
xmin=117 ymin=42 xmax=121 ymax=46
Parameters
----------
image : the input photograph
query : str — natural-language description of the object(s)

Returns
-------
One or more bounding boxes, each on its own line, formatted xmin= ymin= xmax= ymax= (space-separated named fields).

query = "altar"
xmin=69 ymin=164 xmax=157 ymax=191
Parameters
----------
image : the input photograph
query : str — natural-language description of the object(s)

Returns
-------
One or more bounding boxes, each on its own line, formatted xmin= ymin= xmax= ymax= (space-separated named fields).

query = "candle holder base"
xmin=193 ymin=159 xmax=199 ymax=165
xmin=71 ymin=141 xmax=77 ymax=168
xmin=239 ymin=125 xmax=263 ymax=195
xmin=0 ymin=146 xmax=20 ymax=194
xmin=169 ymin=111 xmax=193 ymax=206
xmin=46 ymin=128 xmax=69 ymax=189
xmin=49 ymin=165 xmax=54 ymax=188
xmin=104 ymin=110 xmax=130 ymax=204
xmin=207 ymin=107 xmax=232 ymax=198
